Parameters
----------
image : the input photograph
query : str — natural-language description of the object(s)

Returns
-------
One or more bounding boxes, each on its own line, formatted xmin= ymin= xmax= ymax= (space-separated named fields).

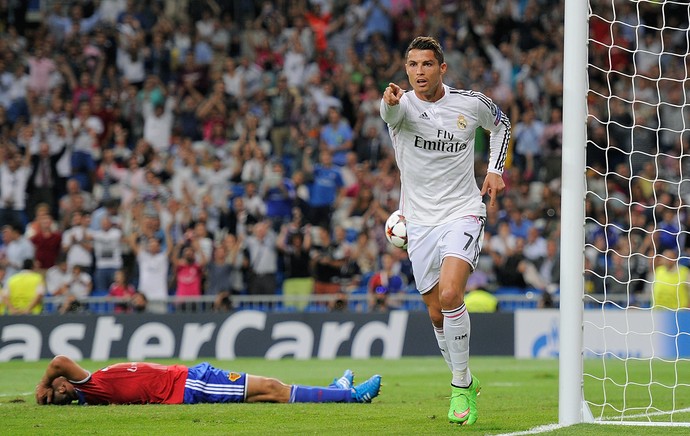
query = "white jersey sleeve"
xmin=380 ymin=84 xmax=510 ymax=226
xmin=473 ymin=90 xmax=511 ymax=175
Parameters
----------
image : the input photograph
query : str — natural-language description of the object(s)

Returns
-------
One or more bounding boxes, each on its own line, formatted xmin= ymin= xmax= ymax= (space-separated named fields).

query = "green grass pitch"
xmin=3 ymin=356 xmax=690 ymax=435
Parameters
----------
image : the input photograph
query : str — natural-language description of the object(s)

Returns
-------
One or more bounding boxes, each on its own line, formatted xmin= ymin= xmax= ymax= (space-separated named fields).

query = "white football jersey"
xmin=380 ymin=84 xmax=510 ymax=226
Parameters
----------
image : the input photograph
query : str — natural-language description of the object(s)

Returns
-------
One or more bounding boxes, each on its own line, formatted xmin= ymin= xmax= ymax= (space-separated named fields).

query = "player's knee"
xmin=264 ymin=377 xmax=282 ymax=391
xmin=438 ymin=287 xmax=463 ymax=308
xmin=264 ymin=378 xmax=290 ymax=402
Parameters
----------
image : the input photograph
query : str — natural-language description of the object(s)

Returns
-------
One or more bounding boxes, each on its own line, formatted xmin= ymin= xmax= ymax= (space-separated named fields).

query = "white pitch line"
xmin=491 ymin=424 xmax=565 ymax=436
xmin=0 ymin=392 xmax=32 ymax=397
xmin=491 ymin=410 xmax=690 ymax=436
xmin=599 ymin=405 xmax=690 ymax=422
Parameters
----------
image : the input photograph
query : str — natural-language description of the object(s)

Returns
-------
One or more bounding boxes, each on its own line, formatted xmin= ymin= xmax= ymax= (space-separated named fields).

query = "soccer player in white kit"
xmin=380 ymin=36 xmax=510 ymax=425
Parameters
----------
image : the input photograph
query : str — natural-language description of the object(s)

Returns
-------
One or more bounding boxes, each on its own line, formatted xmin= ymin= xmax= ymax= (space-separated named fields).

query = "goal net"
xmin=561 ymin=0 xmax=690 ymax=427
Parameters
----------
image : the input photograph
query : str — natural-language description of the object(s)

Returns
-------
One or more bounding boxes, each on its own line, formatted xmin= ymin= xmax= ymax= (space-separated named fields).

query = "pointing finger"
xmin=389 ymin=83 xmax=403 ymax=98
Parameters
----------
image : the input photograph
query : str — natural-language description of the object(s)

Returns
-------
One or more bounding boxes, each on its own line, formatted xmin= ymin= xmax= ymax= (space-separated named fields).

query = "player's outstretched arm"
xmin=36 ymin=355 xmax=90 ymax=404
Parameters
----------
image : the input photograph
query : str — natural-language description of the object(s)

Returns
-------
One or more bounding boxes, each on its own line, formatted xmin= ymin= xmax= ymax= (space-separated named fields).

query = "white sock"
xmin=442 ymin=304 xmax=472 ymax=388
xmin=433 ymin=324 xmax=453 ymax=372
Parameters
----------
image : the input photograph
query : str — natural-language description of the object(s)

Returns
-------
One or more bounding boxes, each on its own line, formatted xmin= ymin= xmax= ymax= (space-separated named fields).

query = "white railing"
xmin=40 ymin=292 xmax=428 ymax=314
xmin=32 ymin=291 xmax=652 ymax=315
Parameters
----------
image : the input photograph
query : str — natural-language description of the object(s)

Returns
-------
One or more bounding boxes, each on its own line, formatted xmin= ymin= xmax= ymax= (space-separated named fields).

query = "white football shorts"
xmin=407 ymin=215 xmax=486 ymax=294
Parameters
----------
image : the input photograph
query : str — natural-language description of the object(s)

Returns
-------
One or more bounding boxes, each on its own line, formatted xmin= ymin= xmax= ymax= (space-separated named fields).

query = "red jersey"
xmin=175 ymin=263 xmax=203 ymax=297
xmin=108 ymin=283 xmax=136 ymax=313
xmin=30 ymin=231 xmax=62 ymax=269
xmin=108 ymin=283 xmax=136 ymax=299
xmin=72 ymin=362 xmax=189 ymax=405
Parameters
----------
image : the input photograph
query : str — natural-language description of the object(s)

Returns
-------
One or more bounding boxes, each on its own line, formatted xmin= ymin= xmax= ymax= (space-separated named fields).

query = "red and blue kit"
xmin=71 ymin=362 xmax=248 ymax=405
xmin=72 ymin=362 xmax=188 ymax=405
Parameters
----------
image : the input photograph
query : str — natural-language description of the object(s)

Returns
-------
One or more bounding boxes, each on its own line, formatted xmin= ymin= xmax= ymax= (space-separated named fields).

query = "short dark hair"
xmin=3 ymin=222 xmax=22 ymax=234
xmin=405 ymin=36 xmax=444 ymax=65
xmin=51 ymin=394 xmax=73 ymax=405
xmin=50 ymin=377 xmax=74 ymax=406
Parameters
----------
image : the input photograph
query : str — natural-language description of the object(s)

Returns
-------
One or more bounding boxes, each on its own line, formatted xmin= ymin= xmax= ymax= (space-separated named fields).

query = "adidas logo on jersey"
xmin=419 ymin=112 xmax=430 ymax=120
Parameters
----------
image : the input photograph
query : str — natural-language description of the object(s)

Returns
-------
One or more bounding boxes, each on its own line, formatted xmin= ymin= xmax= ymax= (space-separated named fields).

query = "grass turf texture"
xmin=3 ymin=357 xmax=690 ymax=435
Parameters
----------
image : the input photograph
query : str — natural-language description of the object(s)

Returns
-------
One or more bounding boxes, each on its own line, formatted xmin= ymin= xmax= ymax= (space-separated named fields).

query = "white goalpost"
xmin=561 ymin=0 xmax=690 ymax=427
xmin=559 ymin=0 xmax=587 ymax=426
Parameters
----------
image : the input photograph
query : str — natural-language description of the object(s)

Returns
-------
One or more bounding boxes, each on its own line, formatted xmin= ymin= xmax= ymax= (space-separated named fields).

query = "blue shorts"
xmin=183 ymin=362 xmax=248 ymax=404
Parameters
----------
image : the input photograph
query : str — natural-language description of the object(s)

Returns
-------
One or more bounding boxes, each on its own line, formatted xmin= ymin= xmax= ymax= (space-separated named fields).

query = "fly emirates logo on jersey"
xmin=413 ymin=129 xmax=469 ymax=154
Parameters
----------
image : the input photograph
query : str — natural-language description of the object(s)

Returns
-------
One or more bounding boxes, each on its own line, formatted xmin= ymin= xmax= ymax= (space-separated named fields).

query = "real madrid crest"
xmin=457 ymin=114 xmax=467 ymax=130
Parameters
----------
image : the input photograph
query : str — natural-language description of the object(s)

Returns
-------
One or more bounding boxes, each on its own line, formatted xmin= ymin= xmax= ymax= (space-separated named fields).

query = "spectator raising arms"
xmin=89 ymin=215 xmax=123 ymax=294
xmin=244 ymin=220 xmax=279 ymax=297
xmin=126 ymin=219 xmax=173 ymax=314
xmin=171 ymin=236 xmax=207 ymax=312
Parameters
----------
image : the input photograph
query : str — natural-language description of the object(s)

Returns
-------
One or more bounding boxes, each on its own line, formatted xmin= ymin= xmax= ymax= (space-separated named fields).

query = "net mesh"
xmin=583 ymin=0 xmax=690 ymax=423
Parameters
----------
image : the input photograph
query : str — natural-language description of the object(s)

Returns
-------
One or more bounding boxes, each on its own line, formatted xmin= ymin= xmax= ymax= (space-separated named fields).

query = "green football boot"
xmin=448 ymin=377 xmax=481 ymax=425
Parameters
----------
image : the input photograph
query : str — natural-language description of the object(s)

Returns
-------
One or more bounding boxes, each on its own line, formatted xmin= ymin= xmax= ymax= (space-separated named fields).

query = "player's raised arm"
xmin=36 ymin=355 xmax=90 ymax=404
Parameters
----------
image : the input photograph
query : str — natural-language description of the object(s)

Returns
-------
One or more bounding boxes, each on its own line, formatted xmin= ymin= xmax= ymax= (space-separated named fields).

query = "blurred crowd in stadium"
xmin=3 ymin=0 xmax=677 ymax=314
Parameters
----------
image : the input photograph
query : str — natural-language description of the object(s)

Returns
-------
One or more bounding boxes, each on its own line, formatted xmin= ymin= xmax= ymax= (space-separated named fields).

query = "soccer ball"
xmin=385 ymin=210 xmax=408 ymax=250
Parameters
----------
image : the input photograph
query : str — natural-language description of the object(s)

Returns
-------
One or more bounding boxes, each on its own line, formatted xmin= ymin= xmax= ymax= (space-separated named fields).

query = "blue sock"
xmin=289 ymin=385 xmax=353 ymax=403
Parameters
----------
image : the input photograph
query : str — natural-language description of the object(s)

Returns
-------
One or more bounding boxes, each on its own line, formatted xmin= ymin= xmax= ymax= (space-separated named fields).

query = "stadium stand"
xmin=0 ymin=0 xmax=650 ymax=315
